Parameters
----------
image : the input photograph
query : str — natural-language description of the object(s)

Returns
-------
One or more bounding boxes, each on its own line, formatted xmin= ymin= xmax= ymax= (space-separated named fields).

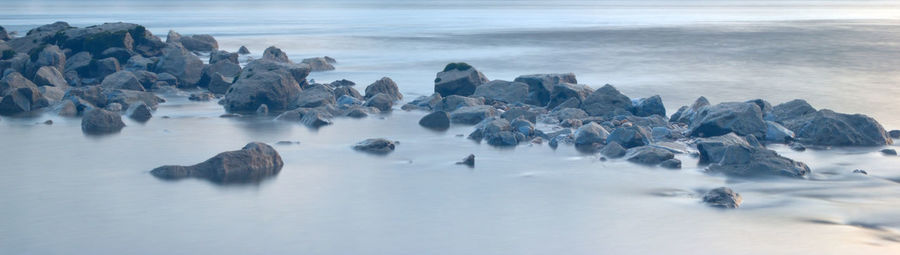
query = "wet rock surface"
xmin=151 ymin=142 xmax=283 ymax=183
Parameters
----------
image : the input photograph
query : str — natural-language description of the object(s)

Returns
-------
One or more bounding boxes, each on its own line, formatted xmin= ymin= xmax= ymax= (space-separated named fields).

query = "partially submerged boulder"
xmin=573 ymin=122 xmax=609 ymax=148
xmin=295 ymin=84 xmax=336 ymax=108
xmin=702 ymin=187 xmax=742 ymax=209
xmin=222 ymin=59 xmax=309 ymax=113
xmin=696 ymin=133 xmax=810 ymax=178
xmin=450 ymin=105 xmax=498 ymax=125
xmin=419 ymin=111 xmax=451 ymax=130
xmin=625 ymin=146 xmax=675 ymax=165
xmin=364 ymin=93 xmax=394 ymax=112
xmin=433 ymin=62 xmax=488 ymax=97
xmin=606 ymin=125 xmax=652 ymax=149
xmin=150 ymin=142 xmax=283 ymax=183
xmin=129 ymin=102 xmax=152 ymax=122
xmin=547 ymin=83 xmax=592 ymax=110
xmin=81 ymin=108 xmax=125 ymax=134
xmin=769 ymin=99 xmax=816 ymax=124
xmin=353 ymin=138 xmax=396 ymax=154
xmin=364 ymin=77 xmax=402 ymax=101
xmin=781 ymin=109 xmax=892 ymax=146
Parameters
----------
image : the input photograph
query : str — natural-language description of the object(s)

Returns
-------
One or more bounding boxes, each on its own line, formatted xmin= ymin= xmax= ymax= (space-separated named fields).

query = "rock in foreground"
xmin=151 ymin=142 xmax=283 ymax=183
xmin=702 ymin=187 xmax=742 ymax=209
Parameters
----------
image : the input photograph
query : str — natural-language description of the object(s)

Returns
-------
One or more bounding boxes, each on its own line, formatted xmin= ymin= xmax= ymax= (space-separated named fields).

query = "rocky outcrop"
xmin=696 ymin=133 xmax=810 ymax=178
xmin=151 ymin=142 xmax=284 ymax=183
xmin=433 ymin=62 xmax=488 ymax=97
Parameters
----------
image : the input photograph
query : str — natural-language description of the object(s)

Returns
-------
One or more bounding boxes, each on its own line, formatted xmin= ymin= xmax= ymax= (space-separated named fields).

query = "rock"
xmin=881 ymin=149 xmax=897 ymax=156
xmin=853 ymin=169 xmax=868 ymax=175
xmin=104 ymin=88 xmax=164 ymax=110
xmin=696 ymin=133 xmax=810 ymax=178
xmin=364 ymin=93 xmax=394 ymax=112
xmin=625 ymin=146 xmax=675 ymax=165
xmin=670 ymin=96 xmax=710 ymax=124
xmin=364 ymin=77 xmax=402 ymax=101
xmin=124 ymin=55 xmax=154 ymax=71
xmin=344 ymin=107 xmax=369 ymax=118
xmin=353 ymin=138 xmax=396 ymax=154
xmin=660 ymin=158 xmax=682 ymax=169
xmin=1 ymin=72 xmax=38 ymax=96
xmin=64 ymin=51 xmax=92 ymax=74
xmin=105 ymin=102 xmax=123 ymax=112
xmin=131 ymin=70 xmax=158 ymax=90
xmin=0 ymin=25 xmax=9 ymax=41
xmin=790 ymin=142 xmax=807 ymax=152
xmin=581 ymin=84 xmax=633 ymax=117
xmin=502 ymin=106 xmax=543 ymax=123
xmin=457 ymin=154 xmax=475 ymax=167
xmin=433 ymin=62 xmax=488 ymax=97
xmin=295 ymin=84 xmax=336 ymax=108
xmin=702 ymin=187 xmax=742 ymax=209
xmin=180 ymin=34 xmax=218 ymax=52
xmin=402 ymin=93 xmax=442 ymax=111
xmin=129 ymin=102 xmax=152 ymax=122
xmin=689 ymin=102 xmax=766 ymax=138
xmin=632 ymin=95 xmax=665 ymax=117
xmin=209 ymin=50 xmax=238 ymax=64
xmin=33 ymin=45 xmax=66 ymax=72
xmin=889 ymin=130 xmax=900 ymax=139
xmin=485 ymin=131 xmax=519 ymax=147
xmin=55 ymin=22 xmax=165 ymax=57
xmin=199 ymin=61 xmax=241 ymax=87
xmin=573 ymin=122 xmax=609 ymax=148
xmin=100 ymin=47 xmax=134 ymax=63
xmin=769 ymin=99 xmax=816 ymax=123
xmin=81 ymin=108 xmax=125 ymax=134
xmin=472 ymin=80 xmax=528 ymax=104
xmin=262 ymin=46 xmax=291 ymax=63
xmin=207 ymin=73 xmax=233 ymax=94
xmin=336 ymin=95 xmax=363 ymax=107
xmin=510 ymin=118 xmax=535 ymax=137
xmin=764 ymin=121 xmax=795 ymax=143
xmin=468 ymin=118 xmax=519 ymax=147
xmin=154 ymin=45 xmax=203 ymax=87
xmin=419 ymin=111 xmax=451 ymax=130
xmin=606 ymin=125 xmax=652 ymax=149
xmin=156 ymin=73 xmax=178 ymax=87
xmin=599 ymin=142 xmax=627 ymax=158
xmin=256 ymin=104 xmax=269 ymax=116
xmin=301 ymin=111 xmax=332 ymax=128
xmin=222 ymin=59 xmax=308 ymax=113
xmin=547 ymin=83 xmax=593 ymax=110
xmin=58 ymin=100 xmax=78 ymax=117
xmin=301 ymin=57 xmax=335 ymax=71
xmin=100 ymin=71 xmax=144 ymax=91
xmin=89 ymin=57 xmax=122 ymax=80
xmin=782 ymin=109 xmax=892 ymax=146
xmin=150 ymin=142 xmax=283 ymax=183
xmin=514 ymin=73 xmax=577 ymax=106
xmin=435 ymin=95 xmax=483 ymax=112
xmin=238 ymin=46 xmax=250 ymax=55
xmin=333 ymin=86 xmax=362 ymax=100
xmin=0 ymin=87 xmax=47 ymax=115
xmin=330 ymin=79 xmax=355 ymax=87
xmin=450 ymin=105 xmax=498 ymax=125
xmin=38 ymin=86 xmax=65 ymax=103
xmin=7 ymin=22 xmax=72 ymax=54
xmin=189 ymin=93 xmax=214 ymax=101
xmin=549 ymin=108 xmax=588 ymax=123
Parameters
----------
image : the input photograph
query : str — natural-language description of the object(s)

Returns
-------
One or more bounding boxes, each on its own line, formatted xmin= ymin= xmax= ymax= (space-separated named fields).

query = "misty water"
xmin=2 ymin=1 xmax=900 ymax=254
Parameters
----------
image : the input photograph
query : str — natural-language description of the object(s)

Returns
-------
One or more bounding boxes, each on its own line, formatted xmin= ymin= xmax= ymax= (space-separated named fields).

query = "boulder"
xmin=513 ymin=73 xmax=577 ymax=106
xmin=1 ymin=72 xmax=38 ymax=96
xmin=781 ymin=109 xmax=892 ymax=146
xmin=510 ymin=118 xmax=535 ymax=137
xmin=100 ymin=47 xmax=134 ymax=63
xmin=468 ymin=118 xmax=519 ymax=147
xmin=599 ymin=142 xmax=627 ymax=158
xmin=573 ymin=122 xmax=609 ymax=148
xmin=131 ymin=70 xmax=158 ymax=90
xmin=450 ymin=105 xmax=498 ymax=125
xmin=199 ymin=61 xmax=241 ymax=87
xmin=33 ymin=45 xmax=66 ymax=72
xmin=889 ymin=130 xmax=900 ymax=139
xmin=881 ymin=149 xmax=897 ymax=156
xmin=222 ymin=59 xmax=308 ymax=113
xmin=581 ymin=84 xmax=633 ymax=117
xmin=336 ymin=95 xmax=363 ymax=107
xmin=660 ymin=158 xmax=682 ymax=169
xmin=154 ymin=45 xmax=203 ymax=87
xmin=625 ymin=146 xmax=675 ymax=165
xmin=764 ymin=121 xmax=795 ymax=143
xmin=150 ymin=142 xmax=283 ymax=183
xmin=549 ymin=108 xmax=589 ymax=123
xmin=301 ymin=111 xmax=333 ymax=128
xmin=547 ymin=83 xmax=593 ymax=109
xmin=769 ymin=99 xmax=816 ymax=123
xmin=295 ymin=84 xmax=336 ymax=108
xmin=189 ymin=93 xmax=214 ymax=101
xmin=301 ymin=57 xmax=335 ymax=71
xmin=209 ymin=50 xmax=239 ymax=65
xmin=632 ymin=95 xmax=665 ymax=117
xmin=689 ymin=102 xmax=766 ymax=138
xmin=55 ymin=22 xmax=165 ymax=57
xmin=256 ymin=104 xmax=269 ymax=116
xmin=64 ymin=51 xmax=92 ymax=74
xmin=207 ymin=73 xmax=233 ymax=94
xmin=353 ymin=138 xmax=396 ymax=154
xmin=696 ymin=133 xmax=810 ymax=178
xmin=364 ymin=77 xmax=402 ymax=101
xmin=0 ymin=25 xmax=9 ymax=41
xmin=81 ymin=108 xmax=125 ymax=134
xmin=180 ymin=34 xmax=218 ymax=52
xmin=702 ymin=187 xmax=742 ymax=208
xmin=238 ymin=46 xmax=250 ymax=55
xmin=606 ymin=125 xmax=652 ymax=149
xmin=472 ymin=80 xmax=528 ymax=104
xmin=129 ymin=102 xmax=152 ymax=122
xmin=457 ymin=154 xmax=475 ymax=167
xmin=103 ymin=89 xmax=164 ymax=110
xmin=419 ymin=111 xmax=451 ymax=130
xmin=7 ymin=22 xmax=72 ymax=54
xmin=330 ymin=79 xmax=355 ymax=87
xmin=0 ymin=87 xmax=47 ymax=115
xmin=670 ymin=96 xmax=710 ymax=124
xmin=433 ymin=62 xmax=488 ymax=97
xmin=124 ymin=55 xmax=155 ymax=71
xmin=333 ymin=86 xmax=362 ymax=100
xmin=434 ymin=95 xmax=483 ymax=112
xmin=363 ymin=93 xmax=393 ymax=112
xmin=100 ymin=71 xmax=144 ymax=91
xmin=262 ymin=46 xmax=291 ymax=63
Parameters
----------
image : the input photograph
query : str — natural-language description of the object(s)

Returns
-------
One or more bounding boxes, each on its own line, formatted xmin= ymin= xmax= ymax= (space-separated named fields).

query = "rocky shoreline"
xmin=2 ymin=22 xmax=898 ymax=208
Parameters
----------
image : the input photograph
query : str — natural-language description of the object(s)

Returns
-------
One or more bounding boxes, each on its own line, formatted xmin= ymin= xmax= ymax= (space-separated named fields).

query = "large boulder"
xmin=580 ymin=84 xmax=633 ymax=117
xmin=433 ymin=62 xmax=488 ymax=97
xmin=1 ymin=72 xmax=38 ymax=96
xmin=472 ymin=80 xmax=529 ymax=104
xmin=573 ymin=122 xmax=609 ymax=148
xmin=56 ymin=22 xmax=166 ymax=57
xmin=180 ymin=34 xmax=218 ymax=52
xmin=151 ymin=142 xmax=283 ymax=183
xmin=632 ymin=95 xmax=665 ymax=117
xmin=781 ymin=109 xmax=892 ymax=146
xmin=769 ymin=99 xmax=816 ymax=123
xmin=301 ymin=57 xmax=335 ymax=71
xmin=689 ymin=102 xmax=766 ymax=138
xmin=209 ymin=50 xmax=239 ymax=65
xmin=547 ymin=83 xmax=593 ymax=109
xmin=364 ymin=77 xmax=402 ymax=101
xmin=64 ymin=51 xmax=92 ymax=74
xmin=33 ymin=66 xmax=68 ymax=88
xmin=513 ymin=73 xmax=577 ymax=106
xmin=696 ymin=133 xmax=810 ymax=178
xmin=262 ymin=46 xmax=291 ymax=63
xmin=153 ymin=45 xmax=203 ymax=87
xmin=295 ymin=84 xmax=336 ymax=108
xmin=419 ymin=111 xmax=451 ymax=130
xmin=0 ymin=87 xmax=48 ymax=115
xmin=222 ymin=59 xmax=309 ymax=113
xmin=450 ymin=105 xmax=498 ymax=125
xmin=81 ymin=108 xmax=125 ymax=134
xmin=606 ymin=125 xmax=652 ymax=149
xmin=670 ymin=96 xmax=710 ymax=124
xmin=100 ymin=71 xmax=144 ymax=91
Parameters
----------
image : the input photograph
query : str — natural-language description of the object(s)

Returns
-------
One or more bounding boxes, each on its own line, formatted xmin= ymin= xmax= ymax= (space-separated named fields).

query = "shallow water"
xmin=2 ymin=1 xmax=900 ymax=254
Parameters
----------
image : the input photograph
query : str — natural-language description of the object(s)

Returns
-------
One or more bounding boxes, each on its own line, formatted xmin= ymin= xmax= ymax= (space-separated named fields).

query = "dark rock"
xmin=502 ymin=106 xmax=543 ymax=123
xmin=301 ymin=57 xmax=335 ymax=71
xmin=89 ymin=57 xmax=121 ymax=80
xmin=450 ymin=105 xmax=498 ymax=125
xmin=238 ymin=46 xmax=250 ymax=55
xmin=402 ymin=93 xmax=442 ymax=111
xmin=606 ymin=125 xmax=652 ymax=149
xmin=435 ymin=95 xmax=483 ymax=112
xmin=574 ymin=122 xmax=609 ymax=148
xmin=468 ymin=118 xmax=519 ymax=147
xmin=670 ymin=96 xmax=710 ymax=124
xmin=296 ymin=84 xmax=336 ymax=108
xmin=262 ymin=46 xmax=290 ymax=63
xmin=207 ymin=73 xmax=233 ymax=94
xmin=782 ymin=109 xmax=893 ymax=146
xmin=1 ymin=72 xmax=38 ymax=96
xmin=209 ymin=50 xmax=238 ymax=65
xmin=364 ymin=77 xmax=402 ymax=101
xmin=124 ymin=55 xmax=154 ymax=71
xmin=100 ymin=71 xmax=144 ymax=91
xmin=181 ymin=34 xmax=218 ymax=52
xmin=547 ymin=83 xmax=592 ymax=109
xmin=222 ymin=59 xmax=308 ymax=113
xmin=472 ymin=80 xmax=528 ymax=104
xmin=689 ymin=102 xmax=766 ymax=138
xmin=486 ymin=131 xmax=519 ymax=147
xmin=330 ymin=79 xmax=355 ymax=87
xmin=156 ymin=72 xmax=178 ymax=87
xmin=790 ymin=142 xmax=806 ymax=152
xmin=64 ymin=51 xmax=92 ymax=74
xmin=599 ymin=142 xmax=627 ymax=158
xmin=129 ymin=102 xmax=152 ymax=122
xmin=660 ymin=158 xmax=682 ymax=169
xmin=0 ymin=87 xmax=47 ymax=115
xmin=344 ymin=107 xmax=369 ymax=118
xmin=697 ymin=133 xmax=810 ymax=178
xmin=150 ymin=142 xmax=283 ymax=183
xmin=100 ymin=47 xmax=134 ymax=63
xmin=154 ymin=45 xmax=203 ymax=87
xmin=457 ymin=154 xmax=475 ymax=167
xmin=301 ymin=111 xmax=332 ymax=128
xmin=632 ymin=95 xmax=665 ymax=117
xmin=769 ymin=99 xmax=816 ymax=123
xmin=199 ymin=61 xmax=241 ymax=87
xmin=55 ymin=22 xmax=165 ymax=57
xmin=103 ymin=89 xmax=163 ymax=110
xmin=433 ymin=62 xmax=488 ymax=97
xmin=514 ymin=73 xmax=577 ymax=106
xmin=0 ymin=25 xmax=9 ymax=41
xmin=625 ymin=146 xmax=675 ymax=165
xmin=702 ymin=187 xmax=742 ymax=209
xmin=581 ymin=84 xmax=632 ymax=117
xmin=131 ymin=70 xmax=158 ymax=90
xmin=881 ymin=149 xmax=897 ymax=156
xmin=336 ymin=95 xmax=363 ymax=107
xmin=510 ymin=118 xmax=535 ymax=137
xmin=419 ymin=111 xmax=451 ymax=130
xmin=81 ymin=108 xmax=125 ymax=134
xmin=353 ymin=138 xmax=396 ymax=154
xmin=852 ymin=169 xmax=868 ymax=175
xmin=889 ymin=130 xmax=900 ymax=139
xmin=549 ymin=108 xmax=588 ymax=122
xmin=364 ymin=93 xmax=394 ymax=112
xmin=33 ymin=45 xmax=66 ymax=72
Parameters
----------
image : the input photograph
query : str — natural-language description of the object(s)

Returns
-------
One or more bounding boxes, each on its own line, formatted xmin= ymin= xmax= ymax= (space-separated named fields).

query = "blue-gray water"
xmin=2 ymin=1 xmax=900 ymax=254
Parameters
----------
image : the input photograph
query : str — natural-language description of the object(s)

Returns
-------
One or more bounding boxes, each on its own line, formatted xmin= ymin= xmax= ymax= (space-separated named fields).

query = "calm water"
xmin=2 ymin=1 xmax=900 ymax=254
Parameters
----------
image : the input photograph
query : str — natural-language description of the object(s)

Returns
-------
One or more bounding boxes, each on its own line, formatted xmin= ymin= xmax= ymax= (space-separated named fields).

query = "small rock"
xmin=129 ymin=103 xmax=152 ymax=122
xmin=42 ymin=120 xmax=53 ymax=125
xmin=852 ymin=169 xmax=868 ymax=175
xmin=881 ymin=149 xmax=897 ymax=156
xmin=419 ymin=111 xmax=451 ymax=130
xmin=660 ymin=158 xmax=682 ymax=169
xmin=353 ymin=138 xmax=396 ymax=154
xmin=457 ymin=154 xmax=475 ymax=167
xmin=702 ymin=187 xmax=742 ymax=209
xmin=790 ymin=142 xmax=807 ymax=152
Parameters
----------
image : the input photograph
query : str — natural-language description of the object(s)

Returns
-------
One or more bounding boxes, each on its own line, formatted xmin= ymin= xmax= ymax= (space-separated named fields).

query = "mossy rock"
xmin=442 ymin=62 xmax=473 ymax=72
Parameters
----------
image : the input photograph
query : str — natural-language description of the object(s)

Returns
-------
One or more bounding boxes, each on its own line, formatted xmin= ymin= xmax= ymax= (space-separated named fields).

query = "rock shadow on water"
xmin=150 ymin=142 xmax=284 ymax=185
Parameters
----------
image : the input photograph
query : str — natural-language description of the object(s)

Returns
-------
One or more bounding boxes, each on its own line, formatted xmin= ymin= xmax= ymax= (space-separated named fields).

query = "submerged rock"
xmin=702 ymin=187 xmax=742 ymax=209
xmin=150 ymin=142 xmax=283 ymax=183
xmin=881 ymin=149 xmax=897 ymax=156
xmin=419 ymin=111 xmax=451 ymax=130
xmin=129 ymin=102 xmax=152 ymax=122
xmin=353 ymin=138 xmax=396 ymax=154
xmin=81 ymin=108 xmax=125 ymax=134
xmin=888 ymin=130 xmax=900 ymax=139
xmin=625 ymin=146 xmax=675 ymax=165
xmin=606 ymin=125 xmax=652 ymax=149
xmin=363 ymin=93 xmax=394 ymax=112
xmin=433 ymin=62 xmax=488 ymax=97
xmin=238 ymin=46 xmax=250 ymax=55
xmin=457 ymin=154 xmax=475 ymax=167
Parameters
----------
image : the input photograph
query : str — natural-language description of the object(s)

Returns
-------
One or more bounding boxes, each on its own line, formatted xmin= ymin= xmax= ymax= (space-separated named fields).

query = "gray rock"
xmin=0 ymin=25 xmax=9 ymax=41
xmin=101 ymin=71 xmax=144 ymax=91
xmin=131 ymin=70 xmax=158 ymax=90
xmin=151 ymin=142 xmax=283 ymax=183
xmin=103 ymin=89 xmax=164 ymax=110
xmin=670 ymin=96 xmax=709 ymax=124
xmin=33 ymin=45 xmax=66 ymax=72
xmin=38 ymin=86 xmax=65 ymax=103
xmin=64 ymin=51 xmax=92 ymax=74
xmin=189 ymin=93 xmax=214 ymax=102
xmin=697 ymin=133 xmax=810 ymax=178
xmin=89 ymin=57 xmax=122 ymax=80
xmin=581 ymin=84 xmax=633 ymax=117
xmin=301 ymin=111 xmax=333 ymax=129
xmin=256 ymin=104 xmax=269 ymax=116
xmin=353 ymin=138 xmax=396 ymax=154
xmin=419 ymin=111 xmax=451 ymax=130
xmin=209 ymin=50 xmax=238 ymax=65
xmin=510 ymin=118 xmax=535 ymax=137
xmin=333 ymin=86 xmax=362 ymax=100
xmin=262 ymin=46 xmax=291 ymax=63
xmin=881 ymin=149 xmax=897 ymax=156
xmin=0 ymin=87 xmax=47 ymax=115
xmin=200 ymin=61 xmax=241 ymax=87
xmin=689 ymin=102 xmax=766 ymax=138
xmin=599 ymin=142 xmax=627 ymax=158
xmin=344 ymin=107 xmax=369 ymax=118
xmin=450 ymin=105 xmax=498 ymax=125
xmin=472 ymin=80 xmax=529 ymax=104
xmin=468 ymin=118 xmax=519 ymax=147
xmin=486 ymin=131 xmax=519 ymax=147
xmin=433 ymin=62 xmax=488 ymax=97
xmin=100 ymin=47 xmax=134 ymax=63
xmin=632 ymin=95 xmax=665 ymax=117
xmin=129 ymin=102 xmax=152 ymax=122
xmin=296 ymin=84 xmax=336 ymax=108
xmin=364 ymin=77 xmax=402 ymax=101
xmin=853 ymin=169 xmax=868 ymax=175
xmin=154 ymin=45 xmax=203 ymax=87
xmin=124 ymin=55 xmax=154 ymax=71
xmin=105 ymin=102 xmax=123 ymax=112
xmin=660 ymin=158 xmax=682 ymax=169
xmin=181 ymin=34 xmax=218 ymax=52
xmin=547 ymin=83 xmax=593 ymax=109
xmin=502 ymin=106 xmax=544 ymax=123
xmin=81 ymin=108 xmax=125 ymax=134
xmin=625 ymin=146 xmax=675 ymax=165
xmin=769 ymin=99 xmax=816 ymax=123
xmin=782 ymin=109 xmax=892 ymax=146
xmin=364 ymin=93 xmax=394 ymax=112
xmin=457 ymin=154 xmax=475 ymax=167
xmin=222 ymin=59 xmax=308 ymax=113
xmin=574 ymin=122 xmax=609 ymax=148
xmin=514 ymin=73 xmax=577 ymax=106
xmin=301 ymin=57 xmax=335 ymax=71
xmin=549 ymin=108 xmax=588 ymax=122
xmin=435 ymin=95 xmax=483 ymax=112
xmin=402 ymin=93 xmax=442 ymax=111
xmin=156 ymin=72 xmax=178 ymax=87
xmin=889 ymin=130 xmax=900 ymax=139
xmin=702 ymin=187 xmax=742 ymax=209
xmin=606 ymin=125 xmax=652 ymax=149
xmin=238 ymin=46 xmax=250 ymax=55
xmin=1 ymin=72 xmax=38 ymax=96
xmin=207 ymin=73 xmax=233 ymax=94
xmin=336 ymin=95 xmax=363 ymax=107
xmin=764 ymin=121 xmax=795 ymax=143
xmin=330 ymin=79 xmax=355 ymax=87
